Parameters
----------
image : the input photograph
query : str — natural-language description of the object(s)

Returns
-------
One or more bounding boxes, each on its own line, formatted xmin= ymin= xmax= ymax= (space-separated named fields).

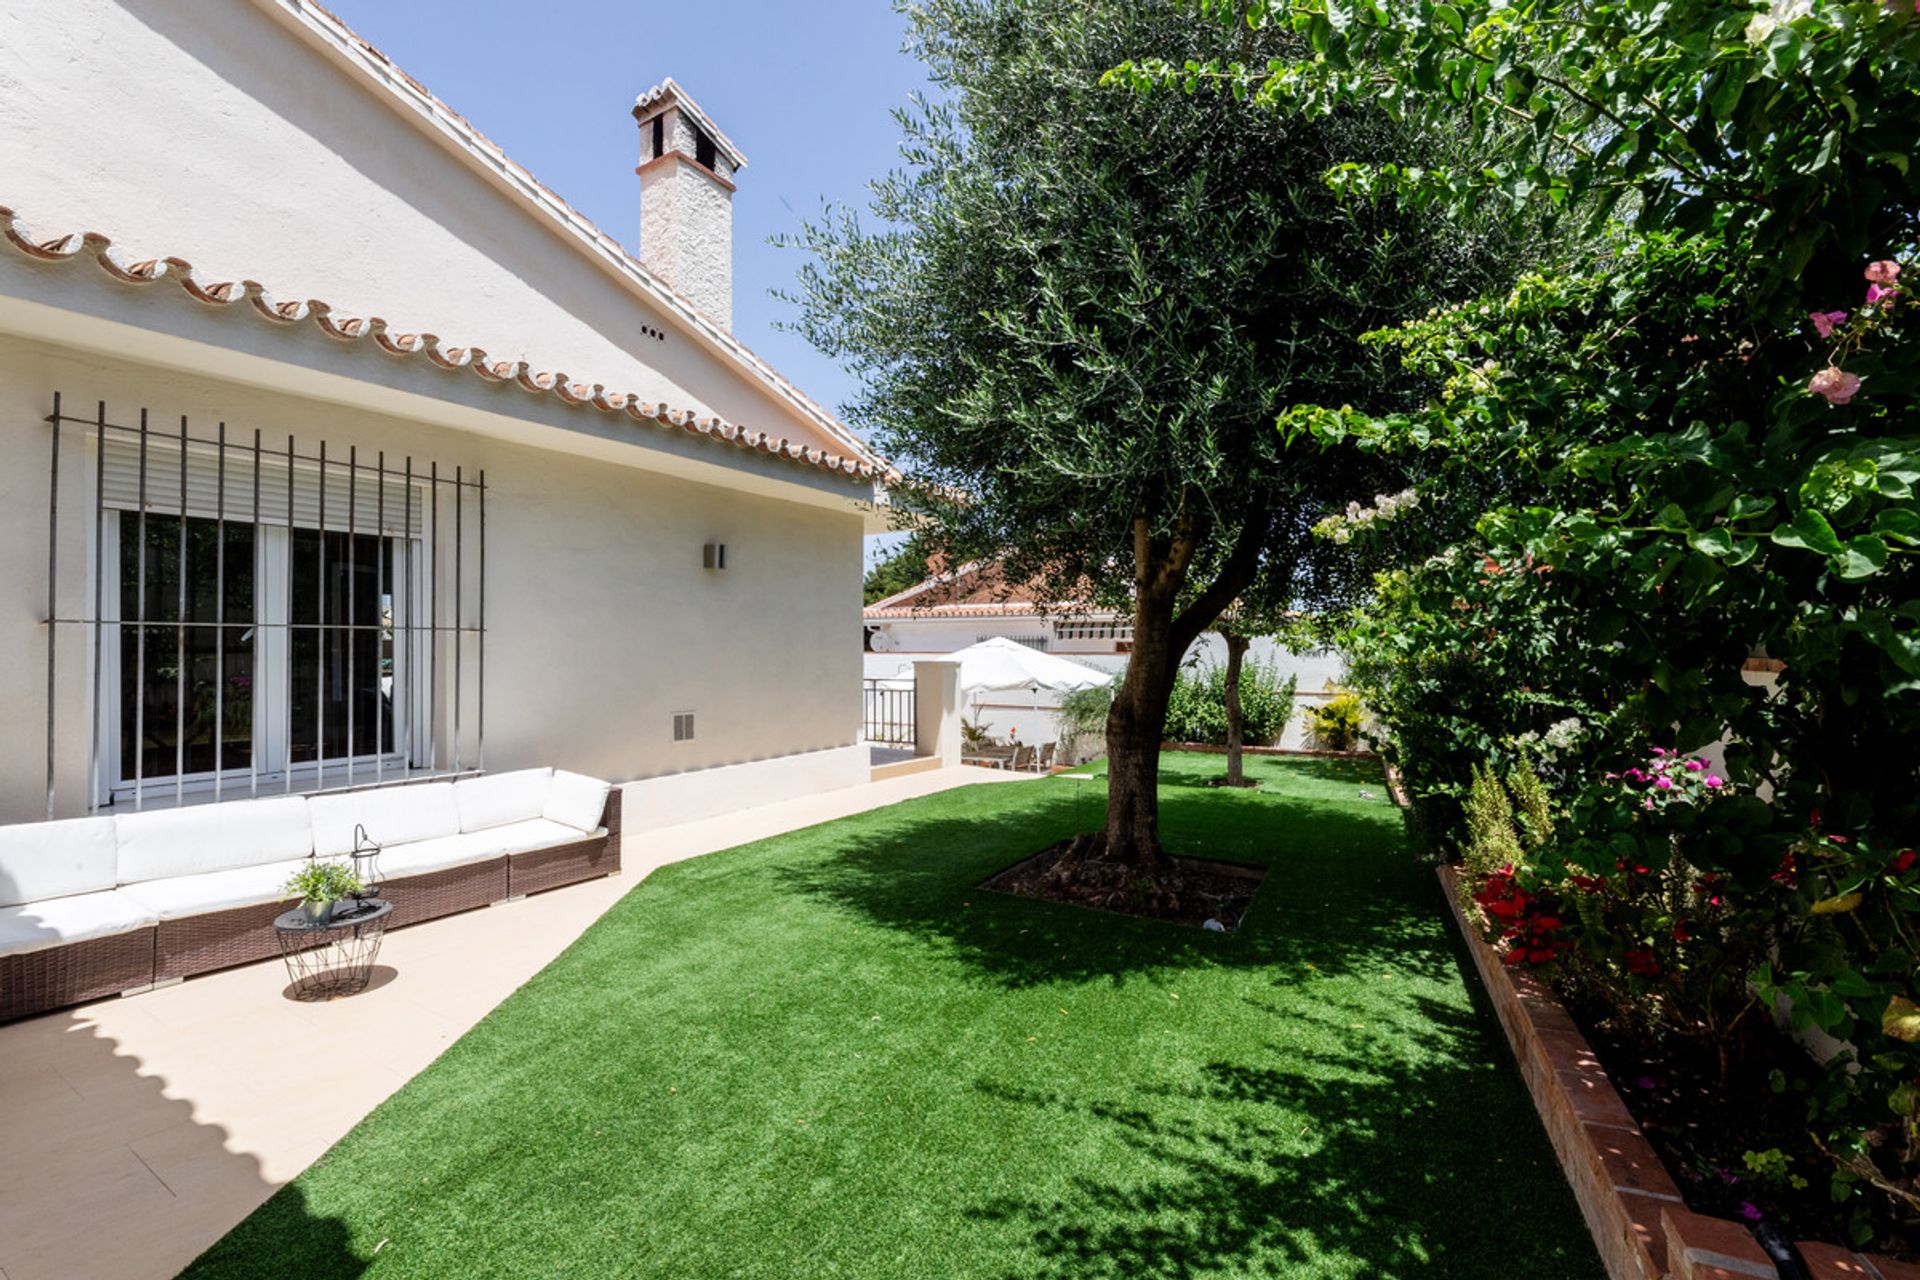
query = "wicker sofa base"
xmin=508 ymin=789 xmax=622 ymax=898
xmin=508 ymin=836 xmax=616 ymax=897
xmin=155 ymin=900 xmax=289 ymax=983
xmin=383 ymin=856 xmax=509 ymax=930
xmin=1 ymin=928 xmax=157 ymax=1022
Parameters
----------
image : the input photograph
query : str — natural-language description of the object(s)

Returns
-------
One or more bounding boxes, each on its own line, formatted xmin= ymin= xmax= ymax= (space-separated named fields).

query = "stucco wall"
xmin=0 ymin=339 xmax=864 ymax=824
xmin=0 ymin=0 xmax=834 ymax=454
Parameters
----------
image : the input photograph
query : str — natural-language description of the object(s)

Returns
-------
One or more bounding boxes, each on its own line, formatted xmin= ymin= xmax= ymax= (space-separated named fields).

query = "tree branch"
xmin=1170 ymin=506 xmax=1271 ymax=657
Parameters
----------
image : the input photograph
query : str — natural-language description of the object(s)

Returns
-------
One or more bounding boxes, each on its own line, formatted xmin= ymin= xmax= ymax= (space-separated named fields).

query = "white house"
xmin=0 ymin=0 xmax=887 ymax=830
xmin=863 ymin=561 xmax=1348 ymax=750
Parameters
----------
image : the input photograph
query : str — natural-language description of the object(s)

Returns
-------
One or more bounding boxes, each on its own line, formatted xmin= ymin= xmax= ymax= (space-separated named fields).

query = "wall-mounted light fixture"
xmin=703 ymin=542 xmax=727 ymax=571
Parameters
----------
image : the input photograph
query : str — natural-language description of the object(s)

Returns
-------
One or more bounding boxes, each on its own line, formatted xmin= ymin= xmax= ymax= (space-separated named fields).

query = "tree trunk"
xmin=1223 ymin=631 xmax=1249 ymax=786
xmin=1096 ymin=591 xmax=1182 ymax=870
xmin=1055 ymin=501 xmax=1270 ymax=888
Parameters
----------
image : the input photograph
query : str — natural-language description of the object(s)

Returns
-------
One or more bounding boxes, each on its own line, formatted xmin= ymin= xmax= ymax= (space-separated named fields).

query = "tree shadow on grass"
xmin=178 ymin=1182 xmax=368 ymax=1280
xmin=966 ymin=987 xmax=1602 ymax=1279
xmin=770 ymin=777 xmax=1448 ymax=991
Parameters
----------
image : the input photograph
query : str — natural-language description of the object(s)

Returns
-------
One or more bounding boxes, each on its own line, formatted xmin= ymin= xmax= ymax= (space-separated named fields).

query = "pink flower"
xmin=1650 ymin=748 xmax=1667 ymax=757
xmin=1865 ymin=260 xmax=1903 ymax=284
xmin=1643 ymin=797 xmax=1656 ymax=810
xmin=1810 ymin=310 xmax=1849 ymax=338
xmin=1868 ymin=283 xmax=1901 ymax=306
xmin=1705 ymin=775 xmax=1724 ymax=789
xmin=1656 ymin=776 xmax=1675 ymax=791
xmin=1808 ymin=366 xmax=1864 ymax=405
xmin=1685 ymin=759 xmax=1705 ymax=772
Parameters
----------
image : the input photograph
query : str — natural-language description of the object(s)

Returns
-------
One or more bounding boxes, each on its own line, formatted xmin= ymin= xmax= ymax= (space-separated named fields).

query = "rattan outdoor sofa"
xmin=0 ymin=768 xmax=622 ymax=1022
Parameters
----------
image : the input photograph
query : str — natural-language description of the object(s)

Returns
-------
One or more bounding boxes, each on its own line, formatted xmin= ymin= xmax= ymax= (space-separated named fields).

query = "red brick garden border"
xmin=1438 ymin=865 xmax=1920 ymax=1280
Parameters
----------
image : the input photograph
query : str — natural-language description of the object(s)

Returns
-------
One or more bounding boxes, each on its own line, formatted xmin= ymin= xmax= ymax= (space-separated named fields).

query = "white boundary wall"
xmin=618 ymin=744 xmax=870 ymax=833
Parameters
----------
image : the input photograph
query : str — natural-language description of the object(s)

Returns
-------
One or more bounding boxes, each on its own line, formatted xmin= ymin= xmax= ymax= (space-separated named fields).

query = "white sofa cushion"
xmin=114 ymin=795 xmax=313 ymax=884
xmin=381 ymin=818 xmax=594 ymax=879
xmin=0 ymin=889 xmax=156 ymax=958
xmin=309 ymin=782 xmax=459 ymax=859
xmin=544 ymin=771 xmax=612 ymax=833
xmin=0 ymin=816 xmax=119 ymax=908
xmin=454 ymin=769 xmax=553 ymax=833
xmin=119 ymin=857 xmax=316 ymax=922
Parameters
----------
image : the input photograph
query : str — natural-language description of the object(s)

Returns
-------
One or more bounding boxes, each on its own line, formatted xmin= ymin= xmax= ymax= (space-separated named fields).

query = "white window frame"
xmin=96 ymin=510 xmax=424 ymax=809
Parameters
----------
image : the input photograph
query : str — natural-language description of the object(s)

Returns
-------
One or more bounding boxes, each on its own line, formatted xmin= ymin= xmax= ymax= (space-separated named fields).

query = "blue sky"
xmin=324 ymin=0 xmax=927 ymax=457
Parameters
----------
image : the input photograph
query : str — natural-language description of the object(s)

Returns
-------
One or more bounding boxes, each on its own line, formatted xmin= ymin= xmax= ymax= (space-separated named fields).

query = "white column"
xmin=913 ymin=660 xmax=962 ymax=767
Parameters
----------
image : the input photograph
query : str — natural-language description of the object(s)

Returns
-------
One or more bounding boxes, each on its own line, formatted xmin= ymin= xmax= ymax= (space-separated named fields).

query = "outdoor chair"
xmin=1012 ymin=744 xmax=1036 ymax=771
xmin=1035 ymin=743 xmax=1056 ymax=772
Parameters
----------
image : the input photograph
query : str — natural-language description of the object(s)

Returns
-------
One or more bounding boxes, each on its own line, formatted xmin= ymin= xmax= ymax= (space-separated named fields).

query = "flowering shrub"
xmin=1310 ymin=488 xmax=1419 ymax=545
xmin=1471 ymin=867 xmax=1573 ymax=967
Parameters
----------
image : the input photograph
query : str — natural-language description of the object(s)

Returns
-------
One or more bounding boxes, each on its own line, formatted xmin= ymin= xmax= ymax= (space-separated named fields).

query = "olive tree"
xmin=784 ymin=0 xmax=1514 ymax=887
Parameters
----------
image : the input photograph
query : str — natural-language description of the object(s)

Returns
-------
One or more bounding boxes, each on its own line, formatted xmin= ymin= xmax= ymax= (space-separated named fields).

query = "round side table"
xmin=272 ymin=898 xmax=393 ymax=1000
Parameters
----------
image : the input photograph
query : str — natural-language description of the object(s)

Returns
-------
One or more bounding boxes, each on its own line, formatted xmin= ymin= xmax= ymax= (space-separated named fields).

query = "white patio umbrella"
xmin=890 ymin=636 xmax=1114 ymax=696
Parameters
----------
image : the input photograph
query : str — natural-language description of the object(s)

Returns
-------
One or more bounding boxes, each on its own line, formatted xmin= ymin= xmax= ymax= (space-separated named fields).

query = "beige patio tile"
xmin=0 ymin=768 xmax=1025 ymax=1280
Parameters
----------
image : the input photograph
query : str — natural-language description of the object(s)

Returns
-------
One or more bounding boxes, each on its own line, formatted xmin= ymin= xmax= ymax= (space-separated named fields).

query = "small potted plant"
xmin=283 ymin=860 xmax=366 ymax=924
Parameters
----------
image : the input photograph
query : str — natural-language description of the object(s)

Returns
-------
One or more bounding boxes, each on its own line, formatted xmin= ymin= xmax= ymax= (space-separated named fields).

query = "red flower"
xmin=1894 ymin=851 xmax=1917 ymax=874
xmin=1672 ymin=921 xmax=1691 ymax=943
xmin=1623 ymin=948 xmax=1660 ymax=977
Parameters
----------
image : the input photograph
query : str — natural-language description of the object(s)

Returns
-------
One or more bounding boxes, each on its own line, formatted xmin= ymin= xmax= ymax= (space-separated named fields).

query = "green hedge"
xmin=1163 ymin=658 xmax=1296 ymax=747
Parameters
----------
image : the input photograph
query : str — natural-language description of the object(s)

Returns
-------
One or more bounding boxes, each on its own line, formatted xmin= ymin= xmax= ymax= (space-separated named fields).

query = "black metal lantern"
xmin=349 ymin=823 xmax=383 ymax=899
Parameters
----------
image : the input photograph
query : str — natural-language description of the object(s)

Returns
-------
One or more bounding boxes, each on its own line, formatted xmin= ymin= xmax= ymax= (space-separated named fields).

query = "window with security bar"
xmin=41 ymin=396 xmax=486 ymax=815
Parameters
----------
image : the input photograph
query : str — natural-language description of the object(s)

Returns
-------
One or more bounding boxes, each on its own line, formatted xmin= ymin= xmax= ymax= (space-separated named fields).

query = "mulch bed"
xmin=1200 ymin=777 xmax=1263 ymax=789
xmin=1557 ymin=978 xmax=1915 ymax=1257
xmin=982 ymin=841 xmax=1265 ymax=931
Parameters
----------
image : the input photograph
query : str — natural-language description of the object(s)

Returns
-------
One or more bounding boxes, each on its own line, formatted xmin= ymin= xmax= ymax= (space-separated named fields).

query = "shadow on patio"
xmin=0 ymin=1005 xmax=364 ymax=1280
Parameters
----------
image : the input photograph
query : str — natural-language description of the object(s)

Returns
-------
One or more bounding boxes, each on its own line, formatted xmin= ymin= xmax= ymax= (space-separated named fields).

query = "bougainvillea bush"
xmin=1115 ymin=0 xmax=1920 ymax=1249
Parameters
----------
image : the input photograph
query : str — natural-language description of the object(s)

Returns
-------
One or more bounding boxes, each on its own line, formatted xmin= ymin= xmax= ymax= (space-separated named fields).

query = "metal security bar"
xmin=41 ymin=395 xmax=487 ymax=814
xmin=861 ymin=678 xmax=916 ymax=749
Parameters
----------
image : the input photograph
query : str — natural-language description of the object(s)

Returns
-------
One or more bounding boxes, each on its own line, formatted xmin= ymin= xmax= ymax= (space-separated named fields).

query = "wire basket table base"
xmin=272 ymin=899 xmax=393 ymax=1000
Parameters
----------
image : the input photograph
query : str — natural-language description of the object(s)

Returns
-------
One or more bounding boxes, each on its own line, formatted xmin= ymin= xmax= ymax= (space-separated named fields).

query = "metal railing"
xmin=40 ymin=394 xmax=486 ymax=816
xmin=861 ymin=679 xmax=916 ymax=748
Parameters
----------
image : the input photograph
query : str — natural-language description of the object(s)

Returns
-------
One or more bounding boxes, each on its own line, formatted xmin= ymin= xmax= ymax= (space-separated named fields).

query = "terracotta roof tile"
xmin=0 ymin=204 xmax=879 ymax=482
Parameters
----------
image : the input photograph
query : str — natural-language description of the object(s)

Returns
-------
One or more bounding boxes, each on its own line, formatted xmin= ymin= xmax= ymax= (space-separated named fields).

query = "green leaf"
xmin=1771 ymin=509 xmax=1844 ymax=555
xmin=1874 ymin=508 xmax=1920 ymax=546
xmin=1831 ymin=536 xmax=1889 ymax=581
xmin=1432 ymin=3 xmax=1464 ymax=36
xmin=1689 ymin=527 xmax=1735 ymax=557
xmin=1885 ymin=996 xmax=1920 ymax=1042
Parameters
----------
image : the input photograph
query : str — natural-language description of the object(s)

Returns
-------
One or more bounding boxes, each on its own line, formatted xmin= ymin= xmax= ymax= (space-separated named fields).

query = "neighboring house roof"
xmin=229 ymin=0 xmax=878 ymax=471
xmin=864 ymin=561 xmax=1122 ymax=620
xmin=0 ymin=205 xmax=878 ymax=481
xmin=633 ymin=79 xmax=749 ymax=171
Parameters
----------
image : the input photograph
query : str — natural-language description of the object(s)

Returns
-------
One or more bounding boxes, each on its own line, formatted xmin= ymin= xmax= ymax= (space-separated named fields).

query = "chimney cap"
xmin=632 ymin=77 xmax=748 ymax=171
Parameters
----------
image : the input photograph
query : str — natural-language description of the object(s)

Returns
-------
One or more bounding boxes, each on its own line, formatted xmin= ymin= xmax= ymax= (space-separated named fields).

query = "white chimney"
xmin=632 ymin=78 xmax=747 ymax=331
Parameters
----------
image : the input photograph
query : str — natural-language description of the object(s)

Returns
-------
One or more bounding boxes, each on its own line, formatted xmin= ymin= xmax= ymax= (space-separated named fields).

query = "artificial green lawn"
xmin=186 ymin=752 xmax=1602 ymax=1279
